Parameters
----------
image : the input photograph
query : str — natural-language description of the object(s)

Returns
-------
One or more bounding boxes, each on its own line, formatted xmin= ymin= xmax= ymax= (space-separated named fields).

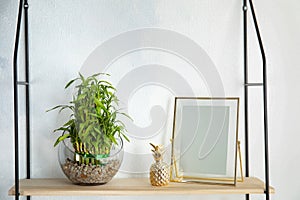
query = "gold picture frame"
xmin=170 ymin=97 xmax=242 ymax=185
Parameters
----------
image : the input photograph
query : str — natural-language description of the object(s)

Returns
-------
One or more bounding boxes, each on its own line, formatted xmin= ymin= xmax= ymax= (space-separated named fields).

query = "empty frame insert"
xmin=170 ymin=97 xmax=240 ymax=185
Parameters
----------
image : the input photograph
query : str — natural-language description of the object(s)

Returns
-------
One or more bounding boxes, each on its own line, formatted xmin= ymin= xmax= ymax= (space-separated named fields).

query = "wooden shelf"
xmin=9 ymin=177 xmax=274 ymax=196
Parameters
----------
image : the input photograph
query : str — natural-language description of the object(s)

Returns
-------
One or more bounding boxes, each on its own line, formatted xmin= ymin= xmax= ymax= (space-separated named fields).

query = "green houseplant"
xmin=48 ymin=73 xmax=131 ymax=184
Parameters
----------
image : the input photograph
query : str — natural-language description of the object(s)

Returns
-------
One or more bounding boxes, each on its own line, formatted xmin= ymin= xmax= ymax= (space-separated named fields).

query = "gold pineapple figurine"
xmin=149 ymin=143 xmax=170 ymax=186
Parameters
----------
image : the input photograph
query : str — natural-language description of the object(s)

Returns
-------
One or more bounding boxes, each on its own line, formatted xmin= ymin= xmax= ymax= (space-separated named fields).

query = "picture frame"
xmin=170 ymin=97 xmax=240 ymax=185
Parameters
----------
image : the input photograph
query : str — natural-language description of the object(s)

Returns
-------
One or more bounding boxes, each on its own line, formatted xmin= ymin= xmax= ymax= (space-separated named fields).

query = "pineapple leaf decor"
xmin=149 ymin=143 xmax=170 ymax=186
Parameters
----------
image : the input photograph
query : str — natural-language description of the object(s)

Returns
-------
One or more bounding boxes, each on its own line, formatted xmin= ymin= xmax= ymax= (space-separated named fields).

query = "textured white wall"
xmin=0 ymin=0 xmax=299 ymax=200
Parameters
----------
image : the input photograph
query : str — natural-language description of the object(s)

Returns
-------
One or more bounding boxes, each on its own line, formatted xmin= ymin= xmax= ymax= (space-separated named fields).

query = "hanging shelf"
xmin=10 ymin=0 xmax=273 ymax=199
xmin=9 ymin=177 xmax=274 ymax=196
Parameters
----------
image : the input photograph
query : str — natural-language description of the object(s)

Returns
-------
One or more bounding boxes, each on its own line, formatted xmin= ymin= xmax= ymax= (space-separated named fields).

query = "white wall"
xmin=1 ymin=0 xmax=299 ymax=200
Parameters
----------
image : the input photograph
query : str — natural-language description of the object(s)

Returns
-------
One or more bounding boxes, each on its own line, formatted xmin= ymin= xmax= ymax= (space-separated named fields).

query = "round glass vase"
xmin=58 ymin=138 xmax=123 ymax=185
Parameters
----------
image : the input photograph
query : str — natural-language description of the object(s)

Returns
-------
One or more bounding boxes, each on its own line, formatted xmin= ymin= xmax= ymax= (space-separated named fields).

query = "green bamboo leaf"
xmin=78 ymin=123 xmax=85 ymax=135
xmin=104 ymin=137 xmax=113 ymax=145
xmin=63 ymin=119 xmax=74 ymax=127
xmin=64 ymin=78 xmax=79 ymax=89
xmin=94 ymin=127 xmax=101 ymax=134
xmin=54 ymin=133 xmax=70 ymax=147
xmin=46 ymin=105 xmax=64 ymax=112
xmin=94 ymin=98 xmax=107 ymax=112
xmin=76 ymin=93 xmax=86 ymax=101
xmin=53 ymin=127 xmax=69 ymax=132
xmin=109 ymin=135 xmax=117 ymax=144
xmin=58 ymin=105 xmax=73 ymax=114
xmin=111 ymin=112 xmax=117 ymax=121
xmin=88 ymin=113 xmax=101 ymax=118
xmin=94 ymin=72 xmax=110 ymax=77
xmin=91 ymin=73 xmax=101 ymax=77
xmin=98 ymin=80 xmax=113 ymax=86
xmin=79 ymin=73 xmax=85 ymax=82
xmin=115 ymin=120 xmax=126 ymax=127
xmin=119 ymin=112 xmax=133 ymax=121
xmin=85 ymin=124 xmax=94 ymax=137
xmin=121 ymin=132 xmax=130 ymax=142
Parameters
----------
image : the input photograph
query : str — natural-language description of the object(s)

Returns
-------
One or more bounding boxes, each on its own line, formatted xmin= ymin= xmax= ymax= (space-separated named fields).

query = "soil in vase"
xmin=62 ymin=158 xmax=121 ymax=185
xmin=59 ymin=138 xmax=124 ymax=185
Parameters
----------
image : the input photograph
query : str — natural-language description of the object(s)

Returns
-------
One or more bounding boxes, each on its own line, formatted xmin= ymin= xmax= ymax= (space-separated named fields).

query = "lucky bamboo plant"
xmin=48 ymin=73 xmax=130 ymax=165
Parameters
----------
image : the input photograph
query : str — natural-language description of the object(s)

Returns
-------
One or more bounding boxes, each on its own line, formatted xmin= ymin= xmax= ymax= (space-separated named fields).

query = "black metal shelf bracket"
xmin=17 ymin=81 xmax=29 ymax=85
xmin=244 ymin=83 xmax=264 ymax=87
xmin=13 ymin=0 xmax=30 ymax=200
xmin=243 ymin=0 xmax=270 ymax=200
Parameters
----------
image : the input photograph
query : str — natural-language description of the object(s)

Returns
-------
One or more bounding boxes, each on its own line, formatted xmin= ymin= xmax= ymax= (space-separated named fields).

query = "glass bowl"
xmin=58 ymin=138 xmax=123 ymax=185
